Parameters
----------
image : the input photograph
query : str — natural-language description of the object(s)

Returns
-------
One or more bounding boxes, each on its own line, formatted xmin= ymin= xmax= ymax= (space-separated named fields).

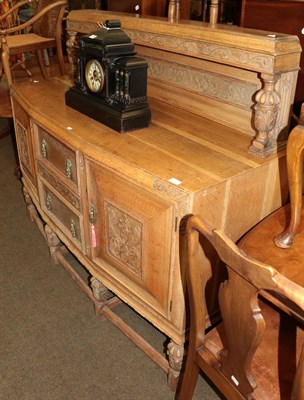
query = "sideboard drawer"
xmin=39 ymin=180 xmax=84 ymax=251
xmin=37 ymin=160 xmax=82 ymax=212
xmin=36 ymin=126 xmax=78 ymax=188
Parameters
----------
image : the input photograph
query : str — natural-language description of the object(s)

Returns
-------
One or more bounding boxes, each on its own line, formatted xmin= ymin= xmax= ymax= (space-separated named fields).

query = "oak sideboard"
xmin=10 ymin=76 xmax=290 ymax=388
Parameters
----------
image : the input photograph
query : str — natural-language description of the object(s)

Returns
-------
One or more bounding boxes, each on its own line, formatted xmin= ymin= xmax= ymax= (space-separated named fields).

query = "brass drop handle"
xmin=65 ymin=158 xmax=72 ymax=179
xmin=41 ymin=139 xmax=47 ymax=158
xmin=89 ymin=203 xmax=97 ymax=248
xmin=89 ymin=203 xmax=95 ymax=224
xmin=70 ymin=219 xmax=77 ymax=238
xmin=46 ymin=193 xmax=51 ymax=210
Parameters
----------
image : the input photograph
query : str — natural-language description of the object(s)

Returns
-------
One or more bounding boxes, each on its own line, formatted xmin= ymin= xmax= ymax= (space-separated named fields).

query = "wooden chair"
xmin=238 ymin=105 xmax=304 ymax=298
xmin=178 ymin=214 xmax=304 ymax=400
xmin=0 ymin=0 xmax=68 ymax=88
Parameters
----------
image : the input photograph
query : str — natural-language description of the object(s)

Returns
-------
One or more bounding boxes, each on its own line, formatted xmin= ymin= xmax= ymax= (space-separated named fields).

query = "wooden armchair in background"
xmin=0 ymin=0 xmax=68 ymax=88
xmin=178 ymin=214 xmax=303 ymax=399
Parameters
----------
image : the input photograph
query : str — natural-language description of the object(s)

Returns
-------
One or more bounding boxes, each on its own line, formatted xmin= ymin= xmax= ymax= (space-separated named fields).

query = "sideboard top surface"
xmin=11 ymin=78 xmax=283 ymax=194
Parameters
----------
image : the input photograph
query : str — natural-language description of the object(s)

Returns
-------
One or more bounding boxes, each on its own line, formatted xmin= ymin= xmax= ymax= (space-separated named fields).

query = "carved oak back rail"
xmin=66 ymin=10 xmax=301 ymax=158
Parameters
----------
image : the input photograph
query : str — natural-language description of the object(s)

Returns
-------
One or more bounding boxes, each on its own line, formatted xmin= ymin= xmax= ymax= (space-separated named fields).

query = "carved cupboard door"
xmin=11 ymin=99 xmax=37 ymax=191
xmin=85 ymin=158 xmax=177 ymax=320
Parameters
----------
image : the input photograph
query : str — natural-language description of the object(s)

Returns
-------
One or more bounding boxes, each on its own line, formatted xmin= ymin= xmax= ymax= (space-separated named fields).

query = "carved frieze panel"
xmin=66 ymin=21 xmax=274 ymax=73
xmin=104 ymin=200 xmax=143 ymax=278
xmin=146 ymin=57 xmax=257 ymax=109
xmin=126 ymin=30 xmax=274 ymax=73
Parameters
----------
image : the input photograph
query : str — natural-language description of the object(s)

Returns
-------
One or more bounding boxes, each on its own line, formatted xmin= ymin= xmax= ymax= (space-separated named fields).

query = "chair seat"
xmin=239 ymin=202 xmax=304 ymax=288
xmin=6 ymin=33 xmax=56 ymax=55
xmin=199 ymin=299 xmax=304 ymax=400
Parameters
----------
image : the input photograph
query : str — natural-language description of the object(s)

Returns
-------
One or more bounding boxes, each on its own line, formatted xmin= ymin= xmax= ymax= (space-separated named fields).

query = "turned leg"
xmin=91 ymin=277 xmax=113 ymax=318
xmin=44 ymin=224 xmax=63 ymax=264
xmin=249 ymin=73 xmax=281 ymax=157
xmin=168 ymin=0 xmax=180 ymax=22
xmin=22 ymin=185 xmax=36 ymax=222
xmin=167 ymin=340 xmax=184 ymax=391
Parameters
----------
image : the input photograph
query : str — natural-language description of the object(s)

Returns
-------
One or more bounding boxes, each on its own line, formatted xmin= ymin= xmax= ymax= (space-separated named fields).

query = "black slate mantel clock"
xmin=65 ymin=20 xmax=151 ymax=133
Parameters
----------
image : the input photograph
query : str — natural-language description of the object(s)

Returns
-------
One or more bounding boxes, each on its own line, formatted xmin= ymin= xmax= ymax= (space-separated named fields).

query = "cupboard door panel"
xmin=86 ymin=159 xmax=176 ymax=317
xmin=12 ymin=100 xmax=36 ymax=187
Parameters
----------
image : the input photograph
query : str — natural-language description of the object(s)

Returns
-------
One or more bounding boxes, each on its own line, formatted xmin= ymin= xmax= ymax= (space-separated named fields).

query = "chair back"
xmin=183 ymin=214 xmax=304 ymax=399
xmin=32 ymin=0 xmax=64 ymax=38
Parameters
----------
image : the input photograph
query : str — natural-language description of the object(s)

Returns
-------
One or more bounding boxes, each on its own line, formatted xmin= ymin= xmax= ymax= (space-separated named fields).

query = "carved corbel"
xmin=249 ymin=73 xmax=281 ymax=157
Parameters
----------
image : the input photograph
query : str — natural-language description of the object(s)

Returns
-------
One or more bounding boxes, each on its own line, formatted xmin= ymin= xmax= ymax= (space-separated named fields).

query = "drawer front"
xmin=37 ymin=126 xmax=78 ymax=187
xmin=39 ymin=180 xmax=84 ymax=251
xmin=86 ymin=159 xmax=176 ymax=319
xmin=37 ymin=161 xmax=82 ymax=212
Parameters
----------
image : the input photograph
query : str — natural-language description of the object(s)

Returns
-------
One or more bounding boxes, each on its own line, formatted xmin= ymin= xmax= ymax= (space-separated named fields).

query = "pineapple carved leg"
xmin=44 ymin=224 xmax=65 ymax=265
xmin=22 ymin=185 xmax=37 ymax=223
xmin=167 ymin=340 xmax=184 ymax=391
xmin=90 ymin=277 xmax=117 ymax=319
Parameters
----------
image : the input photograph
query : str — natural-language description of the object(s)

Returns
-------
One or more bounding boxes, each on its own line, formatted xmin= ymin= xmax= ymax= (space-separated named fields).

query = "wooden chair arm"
xmin=0 ymin=0 xmax=33 ymax=23
xmin=0 ymin=0 xmax=67 ymax=36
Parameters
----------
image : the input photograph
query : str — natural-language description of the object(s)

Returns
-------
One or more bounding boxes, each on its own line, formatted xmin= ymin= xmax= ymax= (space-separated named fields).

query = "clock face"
xmin=85 ymin=59 xmax=105 ymax=93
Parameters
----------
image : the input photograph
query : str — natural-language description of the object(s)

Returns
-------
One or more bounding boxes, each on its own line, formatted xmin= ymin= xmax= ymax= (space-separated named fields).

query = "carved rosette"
xmin=250 ymin=74 xmax=281 ymax=156
xmin=105 ymin=201 xmax=143 ymax=278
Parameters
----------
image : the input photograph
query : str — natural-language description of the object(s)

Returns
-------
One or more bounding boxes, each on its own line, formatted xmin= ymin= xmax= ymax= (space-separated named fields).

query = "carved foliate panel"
xmin=67 ymin=22 xmax=274 ymax=73
xmin=105 ymin=201 xmax=143 ymax=278
xmin=146 ymin=57 xmax=257 ymax=109
xmin=126 ymin=30 xmax=274 ymax=73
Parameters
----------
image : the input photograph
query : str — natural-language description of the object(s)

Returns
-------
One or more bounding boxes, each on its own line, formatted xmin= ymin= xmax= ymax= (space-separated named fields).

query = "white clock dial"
xmin=85 ymin=59 xmax=105 ymax=93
